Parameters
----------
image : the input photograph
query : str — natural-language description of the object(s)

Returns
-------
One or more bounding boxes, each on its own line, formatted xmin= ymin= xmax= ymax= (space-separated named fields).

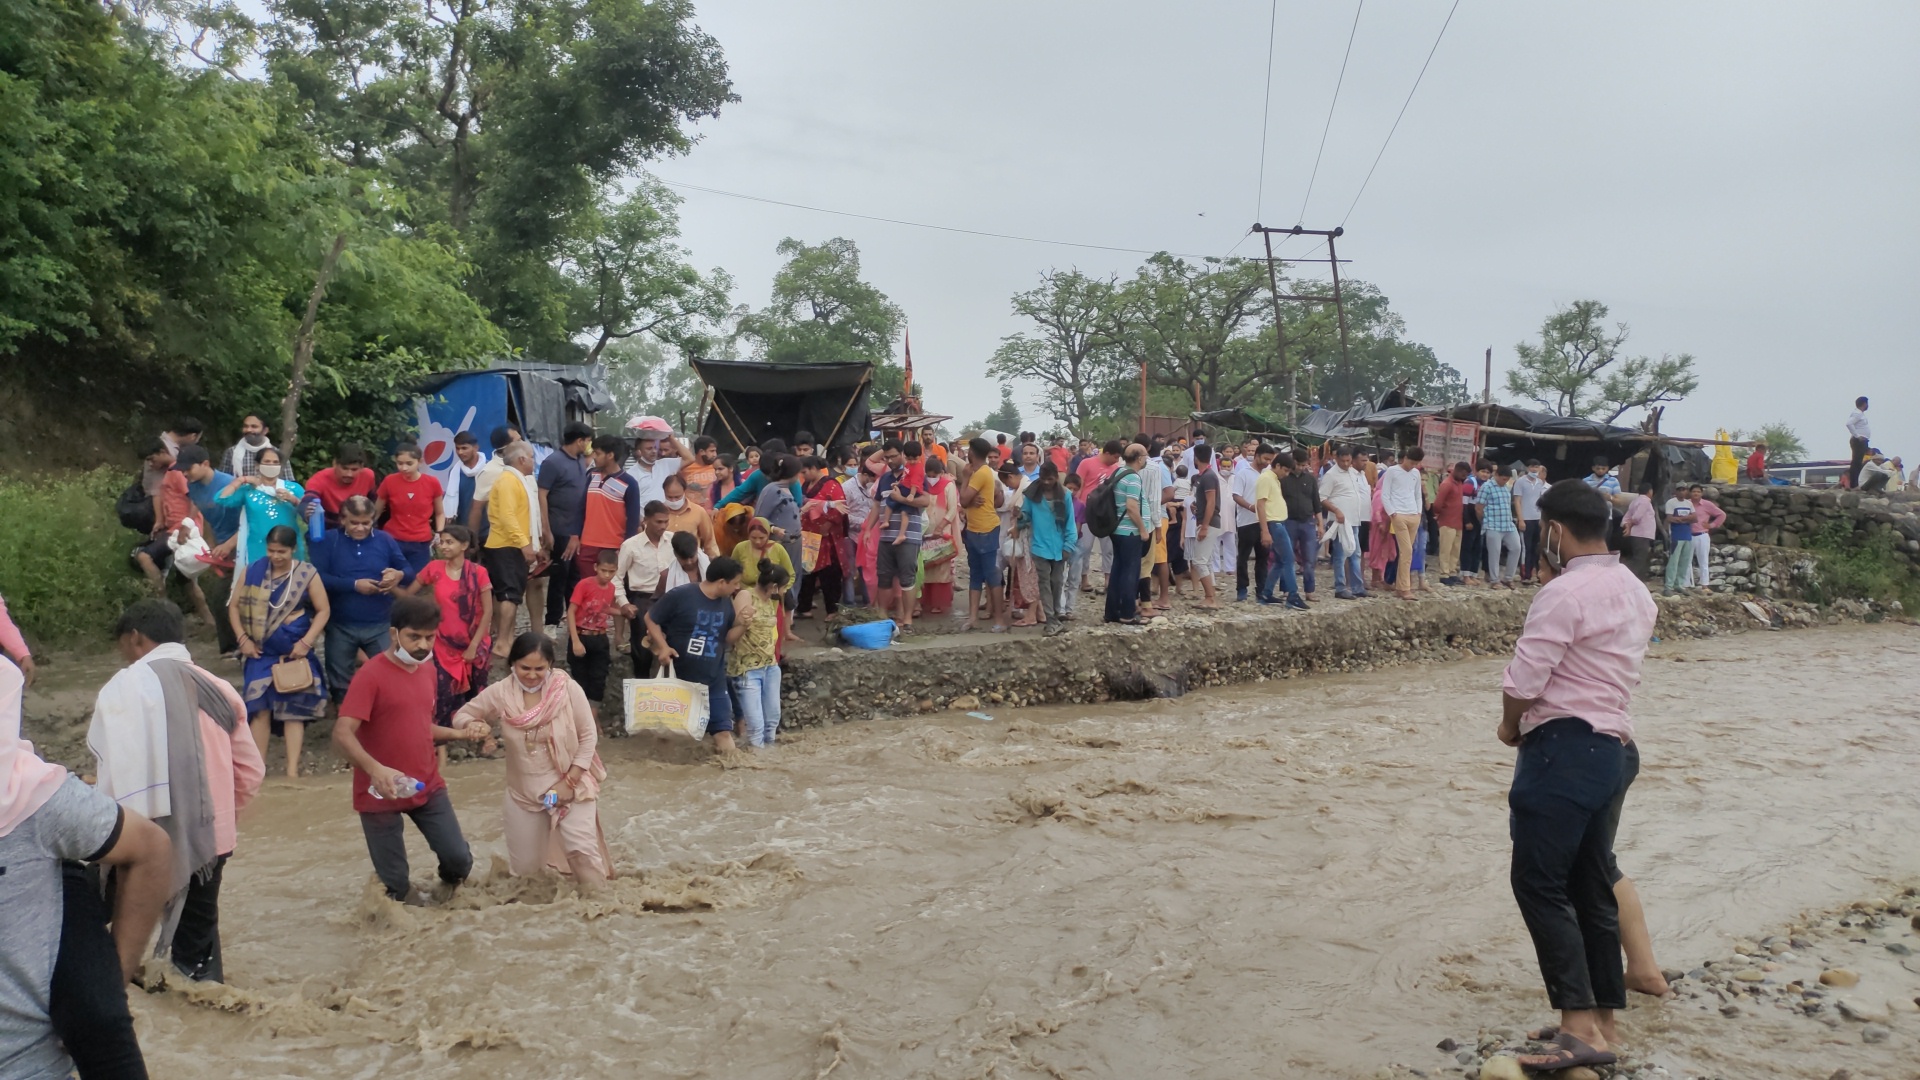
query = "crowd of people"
xmin=5 ymin=402 xmax=1904 ymax=1077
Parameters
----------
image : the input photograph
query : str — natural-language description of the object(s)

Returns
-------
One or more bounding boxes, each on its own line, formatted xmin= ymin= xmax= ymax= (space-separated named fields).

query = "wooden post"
xmin=1483 ymin=346 xmax=1492 ymax=404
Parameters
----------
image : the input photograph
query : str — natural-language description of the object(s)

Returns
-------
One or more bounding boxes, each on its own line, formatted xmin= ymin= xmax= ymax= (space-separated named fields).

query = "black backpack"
xmin=115 ymin=477 xmax=155 ymax=534
xmin=1084 ymin=467 xmax=1135 ymax=540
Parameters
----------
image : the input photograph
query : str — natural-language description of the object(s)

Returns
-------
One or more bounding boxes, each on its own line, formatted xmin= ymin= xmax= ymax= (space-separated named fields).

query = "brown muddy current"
xmin=126 ymin=624 xmax=1920 ymax=1079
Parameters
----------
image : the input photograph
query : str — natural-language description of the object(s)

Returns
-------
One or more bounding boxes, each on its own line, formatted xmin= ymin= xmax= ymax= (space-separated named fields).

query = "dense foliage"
xmin=0 ymin=0 xmax=731 ymax=471
xmin=0 ymin=469 xmax=146 ymax=645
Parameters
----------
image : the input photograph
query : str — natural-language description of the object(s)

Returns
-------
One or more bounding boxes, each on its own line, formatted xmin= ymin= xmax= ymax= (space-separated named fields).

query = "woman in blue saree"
xmin=229 ymin=525 xmax=331 ymax=777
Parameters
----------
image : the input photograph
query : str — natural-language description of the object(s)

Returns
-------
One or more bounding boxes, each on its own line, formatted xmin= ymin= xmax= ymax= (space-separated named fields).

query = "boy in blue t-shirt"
xmin=643 ymin=556 xmax=747 ymax=752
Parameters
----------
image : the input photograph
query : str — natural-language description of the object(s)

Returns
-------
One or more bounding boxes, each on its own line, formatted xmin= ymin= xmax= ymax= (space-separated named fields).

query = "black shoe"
xmin=1334 ymin=590 xmax=1355 ymax=600
xmin=1285 ymin=597 xmax=1310 ymax=611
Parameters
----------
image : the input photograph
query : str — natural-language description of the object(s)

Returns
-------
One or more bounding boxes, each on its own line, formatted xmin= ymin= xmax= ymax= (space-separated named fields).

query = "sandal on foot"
xmin=1517 ymin=1032 xmax=1615 ymax=1073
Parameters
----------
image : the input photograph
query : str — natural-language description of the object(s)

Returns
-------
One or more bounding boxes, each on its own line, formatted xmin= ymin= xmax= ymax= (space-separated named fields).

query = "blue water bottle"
xmin=305 ymin=496 xmax=325 ymax=542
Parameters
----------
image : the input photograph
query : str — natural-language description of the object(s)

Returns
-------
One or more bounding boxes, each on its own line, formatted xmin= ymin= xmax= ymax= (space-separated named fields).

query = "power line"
xmin=1297 ymin=0 xmax=1366 ymax=225
xmin=1339 ymin=0 xmax=1463 ymax=225
xmin=655 ymin=177 xmax=1225 ymax=260
xmin=1254 ymin=0 xmax=1280 ymax=222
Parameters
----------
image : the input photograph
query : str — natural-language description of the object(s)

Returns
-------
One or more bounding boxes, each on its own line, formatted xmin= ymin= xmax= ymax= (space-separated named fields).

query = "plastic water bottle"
xmin=539 ymin=790 xmax=559 ymax=809
xmin=305 ymin=498 xmax=325 ymax=542
xmin=368 ymin=776 xmax=424 ymax=800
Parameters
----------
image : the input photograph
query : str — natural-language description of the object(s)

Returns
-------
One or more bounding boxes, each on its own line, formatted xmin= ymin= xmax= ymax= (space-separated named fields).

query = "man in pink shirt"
xmin=1616 ymin=481 xmax=1657 ymax=580
xmin=1498 ymin=480 xmax=1659 ymax=1072
xmin=1687 ymin=484 xmax=1725 ymax=591
xmin=88 ymin=599 xmax=263 ymax=983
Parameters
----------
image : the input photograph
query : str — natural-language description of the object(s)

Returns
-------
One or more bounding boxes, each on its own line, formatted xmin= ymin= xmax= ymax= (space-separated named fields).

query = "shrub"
xmin=1803 ymin=519 xmax=1920 ymax=611
xmin=0 ymin=467 xmax=148 ymax=646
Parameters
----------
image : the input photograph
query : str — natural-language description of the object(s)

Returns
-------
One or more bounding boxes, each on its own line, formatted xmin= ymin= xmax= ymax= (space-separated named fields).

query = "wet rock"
xmin=1861 ymin=1023 xmax=1891 ymax=1044
xmin=1820 ymin=968 xmax=1861 ymax=987
xmin=1720 ymin=1003 xmax=1741 ymax=1016
xmin=1455 ymin=1050 xmax=1476 ymax=1065
xmin=1661 ymin=967 xmax=1686 ymax=984
xmin=1478 ymin=1058 xmax=1525 ymax=1080
xmin=1435 ymin=1037 xmax=1459 ymax=1052
xmin=948 ymin=694 xmax=980 ymax=711
xmin=1886 ymin=942 xmax=1913 ymax=956
xmin=1733 ymin=968 xmax=1766 ymax=982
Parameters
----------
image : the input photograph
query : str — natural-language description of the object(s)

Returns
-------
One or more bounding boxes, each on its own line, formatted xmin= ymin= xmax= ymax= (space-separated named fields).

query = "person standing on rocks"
xmin=1618 ymin=482 xmax=1657 ymax=581
xmin=1661 ymin=490 xmax=1696 ymax=597
xmin=1844 ymin=396 xmax=1871 ymax=488
xmin=1498 ymin=479 xmax=1657 ymax=1073
xmin=1232 ymin=441 xmax=1273 ymax=602
xmin=1686 ymin=484 xmax=1725 ymax=591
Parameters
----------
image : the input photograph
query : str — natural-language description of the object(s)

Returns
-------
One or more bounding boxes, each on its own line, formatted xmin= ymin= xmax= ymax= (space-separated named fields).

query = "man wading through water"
xmin=1498 ymin=479 xmax=1659 ymax=1072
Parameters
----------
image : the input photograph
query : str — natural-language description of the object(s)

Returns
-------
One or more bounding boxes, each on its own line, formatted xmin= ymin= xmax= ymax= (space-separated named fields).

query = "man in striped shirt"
xmin=578 ymin=435 xmax=640 ymax=578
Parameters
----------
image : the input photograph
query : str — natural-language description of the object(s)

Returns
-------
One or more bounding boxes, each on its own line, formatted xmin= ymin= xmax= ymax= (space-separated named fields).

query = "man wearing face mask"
xmin=221 ymin=414 xmax=273 ymax=479
xmin=332 ymin=596 xmax=489 ymax=905
xmin=1498 ymin=480 xmax=1659 ymax=1073
xmin=311 ymin=497 xmax=414 ymax=702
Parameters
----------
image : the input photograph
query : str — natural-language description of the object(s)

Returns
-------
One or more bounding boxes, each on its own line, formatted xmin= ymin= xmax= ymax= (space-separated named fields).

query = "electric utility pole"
xmin=1250 ymin=224 xmax=1353 ymax=430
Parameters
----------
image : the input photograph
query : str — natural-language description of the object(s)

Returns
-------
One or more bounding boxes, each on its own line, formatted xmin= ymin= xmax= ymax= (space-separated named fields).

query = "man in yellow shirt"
xmin=482 ymin=443 xmax=540 ymax=656
xmin=958 ymin=437 xmax=1007 ymax=632
xmin=1254 ymin=453 xmax=1307 ymax=609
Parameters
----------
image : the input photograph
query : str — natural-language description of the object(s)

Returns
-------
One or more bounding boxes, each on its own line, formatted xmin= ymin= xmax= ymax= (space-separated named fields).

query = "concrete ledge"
xmin=783 ymin=591 xmax=1815 ymax=727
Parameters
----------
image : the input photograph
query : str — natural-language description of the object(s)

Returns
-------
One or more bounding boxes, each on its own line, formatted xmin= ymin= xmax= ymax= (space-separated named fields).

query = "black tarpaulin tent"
xmin=693 ymin=359 xmax=873 ymax=453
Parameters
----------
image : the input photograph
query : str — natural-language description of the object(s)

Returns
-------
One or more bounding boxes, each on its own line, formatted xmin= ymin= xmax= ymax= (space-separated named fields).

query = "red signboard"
xmin=1417 ymin=417 xmax=1482 ymax=470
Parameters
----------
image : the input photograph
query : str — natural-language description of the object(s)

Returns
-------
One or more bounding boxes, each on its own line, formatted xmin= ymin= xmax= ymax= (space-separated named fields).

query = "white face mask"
xmin=665 ymin=497 xmax=687 ymax=511
xmin=258 ymin=463 xmax=282 ymax=480
xmin=389 ymin=645 xmax=428 ymax=670
xmin=516 ymin=672 xmax=550 ymax=694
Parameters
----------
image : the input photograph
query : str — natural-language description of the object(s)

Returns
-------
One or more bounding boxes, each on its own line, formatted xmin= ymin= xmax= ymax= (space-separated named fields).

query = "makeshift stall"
xmin=693 ymin=359 xmax=873 ymax=453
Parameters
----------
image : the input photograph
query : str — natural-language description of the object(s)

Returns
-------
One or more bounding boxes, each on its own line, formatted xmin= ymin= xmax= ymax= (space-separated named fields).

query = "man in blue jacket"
xmin=311 ymin=496 xmax=414 ymax=701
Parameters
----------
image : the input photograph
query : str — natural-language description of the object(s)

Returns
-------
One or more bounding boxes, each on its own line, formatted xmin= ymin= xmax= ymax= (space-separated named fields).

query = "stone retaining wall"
xmin=1708 ymin=484 xmax=1920 ymax=560
xmin=782 ymin=592 xmax=1815 ymax=728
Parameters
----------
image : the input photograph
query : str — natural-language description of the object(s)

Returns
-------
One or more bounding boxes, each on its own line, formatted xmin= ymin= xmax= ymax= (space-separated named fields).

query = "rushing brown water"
xmin=124 ymin=623 xmax=1920 ymax=1079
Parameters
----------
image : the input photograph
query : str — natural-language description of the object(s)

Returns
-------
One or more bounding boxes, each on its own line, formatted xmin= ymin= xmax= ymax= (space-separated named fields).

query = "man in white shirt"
xmin=1845 ymin=396 xmax=1871 ymax=488
xmin=1513 ymin=460 xmax=1551 ymax=583
xmin=615 ymin=503 xmax=677 ymax=678
xmin=623 ymin=418 xmax=691 ymax=509
xmin=1857 ymin=448 xmax=1897 ymax=493
xmin=1232 ymin=442 xmax=1272 ymax=601
xmin=1317 ymin=445 xmax=1372 ymax=599
xmin=1378 ymin=447 xmax=1428 ymax=600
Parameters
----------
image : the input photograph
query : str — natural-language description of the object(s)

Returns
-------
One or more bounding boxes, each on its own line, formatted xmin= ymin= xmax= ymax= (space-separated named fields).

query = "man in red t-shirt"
xmin=1434 ymin=462 xmax=1468 ymax=583
xmin=305 ymin=441 xmax=378 ymax=529
xmin=332 ymin=596 xmax=487 ymax=904
xmin=375 ymin=442 xmax=445 ymax=574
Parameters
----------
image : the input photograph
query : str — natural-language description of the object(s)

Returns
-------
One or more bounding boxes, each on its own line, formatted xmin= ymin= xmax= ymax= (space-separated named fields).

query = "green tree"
xmin=602 ymin=337 xmax=704 ymax=430
xmin=1506 ymin=300 xmax=1698 ymax=422
xmin=985 ymin=270 xmax=1126 ymax=434
xmin=734 ymin=236 xmax=910 ymax=398
xmin=1104 ymin=255 xmax=1272 ymax=412
xmin=1280 ymin=279 xmax=1468 ymax=409
xmin=1733 ymin=421 xmax=1807 ymax=464
xmin=965 ymin=385 xmax=1022 ymax=435
xmin=258 ymin=0 xmax=734 ymax=351
xmin=561 ymin=177 xmax=732 ymax=363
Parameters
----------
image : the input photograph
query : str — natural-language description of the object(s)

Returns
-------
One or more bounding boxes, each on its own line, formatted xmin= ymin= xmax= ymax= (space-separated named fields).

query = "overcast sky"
xmin=659 ymin=1 xmax=1917 ymax=464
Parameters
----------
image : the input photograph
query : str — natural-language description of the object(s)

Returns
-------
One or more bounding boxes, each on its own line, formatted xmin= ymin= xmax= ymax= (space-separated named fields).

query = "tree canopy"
xmin=985 ymin=258 xmax=1466 ymax=436
xmin=0 ymin=0 xmax=732 ymax=469
xmin=1505 ymin=299 xmax=1698 ymax=424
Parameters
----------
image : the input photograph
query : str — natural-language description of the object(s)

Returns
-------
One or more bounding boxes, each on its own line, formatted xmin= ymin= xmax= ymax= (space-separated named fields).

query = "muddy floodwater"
xmin=124 ymin=623 xmax=1920 ymax=1079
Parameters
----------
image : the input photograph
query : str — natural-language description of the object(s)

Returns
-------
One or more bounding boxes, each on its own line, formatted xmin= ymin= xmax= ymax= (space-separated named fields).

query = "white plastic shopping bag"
xmin=623 ymin=662 xmax=711 ymax=739
xmin=167 ymin=521 xmax=215 ymax=578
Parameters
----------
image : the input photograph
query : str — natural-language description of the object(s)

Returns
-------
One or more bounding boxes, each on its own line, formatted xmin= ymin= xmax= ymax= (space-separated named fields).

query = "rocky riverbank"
xmin=1381 ymin=885 xmax=1920 ymax=1080
xmin=780 ymin=588 xmax=1852 ymax=728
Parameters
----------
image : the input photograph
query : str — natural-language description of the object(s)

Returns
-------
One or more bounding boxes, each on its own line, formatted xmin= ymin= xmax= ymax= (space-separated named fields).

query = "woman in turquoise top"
xmin=1016 ymin=461 xmax=1077 ymax=636
xmin=215 ymin=445 xmax=308 ymax=565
